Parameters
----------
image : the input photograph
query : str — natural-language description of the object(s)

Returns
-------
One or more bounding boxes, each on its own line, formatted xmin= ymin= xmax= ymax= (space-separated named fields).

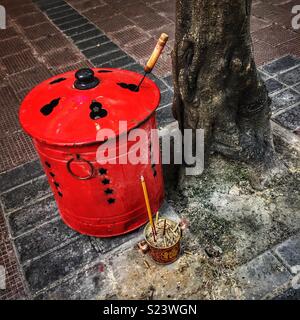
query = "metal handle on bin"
xmin=66 ymin=155 xmax=94 ymax=180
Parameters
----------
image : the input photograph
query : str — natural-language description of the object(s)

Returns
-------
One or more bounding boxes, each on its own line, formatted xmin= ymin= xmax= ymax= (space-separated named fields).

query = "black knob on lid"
xmin=74 ymin=68 xmax=100 ymax=90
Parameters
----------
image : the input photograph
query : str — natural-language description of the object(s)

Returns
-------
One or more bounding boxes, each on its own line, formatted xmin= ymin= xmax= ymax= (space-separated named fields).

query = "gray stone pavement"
xmin=0 ymin=149 xmax=299 ymax=300
xmin=0 ymin=0 xmax=299 ymax=299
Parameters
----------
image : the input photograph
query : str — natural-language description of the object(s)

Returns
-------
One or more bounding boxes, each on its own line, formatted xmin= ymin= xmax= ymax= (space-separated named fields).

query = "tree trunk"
xmin=172 ymin=0 xmax=281 ymax=185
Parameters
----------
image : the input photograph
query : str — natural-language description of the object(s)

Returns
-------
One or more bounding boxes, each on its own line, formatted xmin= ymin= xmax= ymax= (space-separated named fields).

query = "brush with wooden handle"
xmin=136 ymin=33 xmax=169 ymax=91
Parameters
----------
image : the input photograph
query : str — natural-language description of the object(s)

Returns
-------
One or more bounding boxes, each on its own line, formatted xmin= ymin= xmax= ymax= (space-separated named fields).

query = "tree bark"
xmin=172 ymin=0 xmax=279 ymax=181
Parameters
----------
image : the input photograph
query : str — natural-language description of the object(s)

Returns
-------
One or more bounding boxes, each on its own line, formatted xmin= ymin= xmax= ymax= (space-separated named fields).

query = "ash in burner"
xmin=117 ymin=82 xmax=139 ymax=92
xmin=40 ymin=98 xmax=61 ymax=116
xmin=89 ymin=101 xmax=108 ymax=120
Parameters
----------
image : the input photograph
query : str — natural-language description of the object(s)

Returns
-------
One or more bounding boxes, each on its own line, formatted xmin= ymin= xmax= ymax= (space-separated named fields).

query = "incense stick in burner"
xmin=145 ymin=219 xmax=180 ymax=248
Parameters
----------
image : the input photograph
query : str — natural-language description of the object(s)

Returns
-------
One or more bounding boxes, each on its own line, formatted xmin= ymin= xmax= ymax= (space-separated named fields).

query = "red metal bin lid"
xmin=19 ymin=68 xmax=160 ymax=146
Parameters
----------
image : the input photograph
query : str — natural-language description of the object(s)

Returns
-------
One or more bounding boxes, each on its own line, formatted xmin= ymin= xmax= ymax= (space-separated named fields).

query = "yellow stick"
xmin=141 ymin=176 xmax=156 ymax=235
xmin=155 ymin=211 xmax=159 ymax=225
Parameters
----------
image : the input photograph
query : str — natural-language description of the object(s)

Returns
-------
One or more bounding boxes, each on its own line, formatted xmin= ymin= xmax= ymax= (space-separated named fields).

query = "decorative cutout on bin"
xmin=107 ymin=198 xmax=115 ymax=204
xmin=40 ymin=98 xmax=61 ymax=116
xmin=104 ymin=188 xmax=113 ymax=195
xmin=98 ymin=70 xmax=112 ymax=73
xmin=58 ymin=191 xmax=63 ymax=197
xmin=50 ymin=77 xmax=67 ymax=85
xmin=49 ymin=172 xmax=55 ymax=177
xmin=45 ymin=161 xmax=51 ymax=168
xmin=102 ymin=178 xmax=110 ymax=185
xmin=99 ymin=168 xmax=107 ymax=175
xmin=117 ymin=82 xmax=139 ymax=92
xmin=89 ymin=101 xmax=108 ymax=120
xmin=54 ymin=182 xmax=60 ymax=188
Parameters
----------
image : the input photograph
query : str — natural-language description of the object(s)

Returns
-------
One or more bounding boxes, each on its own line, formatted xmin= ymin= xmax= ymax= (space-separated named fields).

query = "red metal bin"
xmin=19 ymin=68 xmax=164 ymax=237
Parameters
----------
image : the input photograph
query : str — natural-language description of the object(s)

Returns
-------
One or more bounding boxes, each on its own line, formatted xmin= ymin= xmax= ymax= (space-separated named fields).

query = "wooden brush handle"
xmin=144 ymin=33 xmax=169 ymax=73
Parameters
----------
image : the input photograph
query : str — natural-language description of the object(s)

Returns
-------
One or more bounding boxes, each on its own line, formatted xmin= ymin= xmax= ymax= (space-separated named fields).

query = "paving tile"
xmin=99 ymin=56 xmax=135 ymax=69
xmin=8 ymin=65 xmax=52 ymax=93
xmin=126 ymin=37 xmax=157 ymax=60
xmin=1 ymin=50 xmax=39 ymax=74
xmin=258 ymin=70 xmax=271 ymax=81
xmin=156 ymin=104 xmax=175 ymax=127
xmin=277 ymin=38 xmax=300 ymax=58
xmin=111 ymin=26 xmax=151 ymax=48
xmin=15 ymin=218 xmax=78 ymax=263
xmin=130 ymin=12 xmax=170 ymax=31
xmin=251 ymin=2 xmax=285 ymax=21
xmin=0 ymin=131 xmax=37 ymax=173
xmin=0 ymin=27 xmax=19 ymax=40
xmin=38 ymin=0 xmax=66 ymax=11
xmin=150 ymin=0 xmax=175 ymax=14
xmin=17 ymin=12 xmax=47 ymax=28
xmin=7 ymin=4 xmax=37 ymax=19
xmin=274 ymin=105 xmax=300 ymax=131
xmin=163 ymin=74 xmax=173 ymax=90
xmin=76 ymin=35 xmax=111 ymax=51
xmin=32 ymin=33 xmax=71 ymax=55
xmin=274 ymin=233 xmax=300 ymax=274
xmin=22 ymin=22 xmax=59 ymax=41
xmin=95 ymin=14 xmax=134 ymax=33
xmin=44 ymin=47 xmax=82 ymax=69
xmin=0 ymin=176 xmax=50 ymax=213
xmin=82 ymin=5 xmax=119 ymax=22
xmin=91 ymin=50 xmax=127 ymax=67
xmin=44 ymin=3 xmax=71 ymax=16
xmin=271 ymin=88 xmax=300 ymax=112
xmin=265 ymin=78 xmax=286 ymax=94
xmin=0 ymin=85 xmax=19 ymax=109
xmin=15 ymin=89 xmax=30 ymax=104
xmin=82 ymin=42 xmax=120 ymax=59
xmin=235 ymin=251 xmax=292 ymax=300
xmin=70 ymin=28 xmax=103 ymax=43
xmin=150 ymin=54 xmax=172 ymax=78
xmin=149 ymin=23 xmax=175 ymax=43
xmin=121 ymin=2 xmax=154 ymax=19
xmin=293 ymin=83 xmax=300 ymax=93
xmin=23 ymin=237 xmax=99 ymax=293
xmin=250 ymin=16 xmax=272 ymax=33
xmin=34 ymin=262 xmax=107 ymax=300
xmin=252 ymin=25 xmax=299 ymax=47
xmin=53 ymin=13 xmax=83 ymax=26
xmin=147 ymin=73 xmax=170 ymax=93
xmin=102 ymin=55 xmax=136 ymax=68
xmin=70 ymin=0 xmax=106 ymax=13
xmin=64 ymin=23 xmax=95 ymax=37
xmin=0 ymin=211 xmax=27 ymax=300
xmin=91 ymin=227 xmax=144 ymax=254
xmin=125 ymin=63 xmax=145 ymax=74
xmin=253 ymin=41 xmax=283 ymax=67
xmin=47 ymin=7 xmax=77 ymax=20
xmin=0 ymin=37 xmax=29 ymax=58
xmin=8 ymin=196 xmax=58 ymax=238
xmin=277 ymin=65 xmax=300 ymax=86
xmin=54 ymin=60 xmax=93 ymax=74
xmin=159 ymin=89 xmax=173 ymax=109
xmin=0 ymin=106 xmax=21 ymax=136
xmin=262 ymin=55 xmax=300 ymax=75
xmin=57 ymin=17 xmax=89 ymax=32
